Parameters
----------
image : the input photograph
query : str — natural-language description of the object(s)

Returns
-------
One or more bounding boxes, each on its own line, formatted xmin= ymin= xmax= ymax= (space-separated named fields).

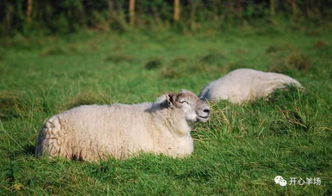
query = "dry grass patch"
xmin=313 ymin=40 xmax=328 ymax=49
xmin=0 ymin=91 xmax=25 ymax=120
xmin=269 ymin=52 xmax=311 ymax=73
xmin=265 ymin=43 xmax=293 ymax=54
xmin=39 ymin=46 xmax=68 ymax=56
xmin=199 ymin=51 xmax=225 ymax=65
xmin=59 ymin=91 xmax=108 ymax=111
xmin=104 ymin=54 xmax=133 ymax=63
xmin=285 ymin=53 xmax=311 ymax=72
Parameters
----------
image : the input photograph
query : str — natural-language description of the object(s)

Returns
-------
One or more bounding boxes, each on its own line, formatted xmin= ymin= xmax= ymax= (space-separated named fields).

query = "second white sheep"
xmin=199 ymin=68 xmax=303 ymax=104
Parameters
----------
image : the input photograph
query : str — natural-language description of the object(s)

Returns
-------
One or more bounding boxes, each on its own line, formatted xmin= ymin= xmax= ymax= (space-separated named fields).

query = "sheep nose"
xmin=203 ymin=109 xmax=210 ymax=114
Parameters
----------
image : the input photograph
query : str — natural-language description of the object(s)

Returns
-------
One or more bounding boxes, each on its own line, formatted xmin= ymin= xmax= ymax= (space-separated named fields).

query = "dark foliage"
xmin=0 ymin=0 xmax=331 ymax=35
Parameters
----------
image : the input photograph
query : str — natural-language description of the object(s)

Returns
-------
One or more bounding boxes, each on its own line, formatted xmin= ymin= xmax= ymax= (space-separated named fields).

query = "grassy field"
xmin=0 ymin=25 xmax=331 ymax=195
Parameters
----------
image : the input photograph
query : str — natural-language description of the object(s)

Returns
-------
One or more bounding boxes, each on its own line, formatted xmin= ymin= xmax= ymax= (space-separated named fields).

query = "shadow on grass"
xmin=144 ymin=58 xmax=162 ymax=70
xmin=0 ymin=92 xmax=24 ymax=120
xmin=7 ymin=144 xmax=36 ymax=161
xmin=22 ymin=144 xmax=35 ymax=156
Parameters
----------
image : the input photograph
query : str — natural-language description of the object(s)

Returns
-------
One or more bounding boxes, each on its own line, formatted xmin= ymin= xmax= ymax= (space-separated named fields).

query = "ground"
xmin=0 ymin=25 xmax=331 ymax=195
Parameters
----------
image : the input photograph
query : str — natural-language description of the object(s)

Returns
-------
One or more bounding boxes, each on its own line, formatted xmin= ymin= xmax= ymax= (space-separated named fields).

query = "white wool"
xmin=35 ymin=90 xmax=210 ymax=161
xmin=199 ymin=68 xmax=303 ymax=104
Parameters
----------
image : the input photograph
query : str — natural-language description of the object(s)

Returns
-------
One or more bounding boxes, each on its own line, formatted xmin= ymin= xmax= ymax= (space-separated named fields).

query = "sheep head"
xmin=164 ymin=89 xmax=210 ymax=123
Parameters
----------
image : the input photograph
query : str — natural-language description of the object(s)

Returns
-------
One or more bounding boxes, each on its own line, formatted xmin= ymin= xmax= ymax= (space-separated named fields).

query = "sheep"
xmin=199 ymin=68 xmax=303 ymax=104
xmin=35 ymin=90 xmax=210 ymax=161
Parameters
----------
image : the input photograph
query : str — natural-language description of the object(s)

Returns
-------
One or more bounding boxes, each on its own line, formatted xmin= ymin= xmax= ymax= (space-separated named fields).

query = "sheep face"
xmin=167 ymin=90 xmax=210 ymax=123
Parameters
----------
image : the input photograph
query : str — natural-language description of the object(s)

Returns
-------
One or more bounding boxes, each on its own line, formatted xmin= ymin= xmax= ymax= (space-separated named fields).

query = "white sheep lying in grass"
xmin=199 ymin=68 xmax=303 ymax=104
xmin=35 ymin=90 xmax=210 ymax=161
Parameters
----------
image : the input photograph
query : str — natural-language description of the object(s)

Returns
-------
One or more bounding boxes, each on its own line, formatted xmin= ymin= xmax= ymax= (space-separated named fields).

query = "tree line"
xmin=0 ymin=0 xmax=330 ymax=35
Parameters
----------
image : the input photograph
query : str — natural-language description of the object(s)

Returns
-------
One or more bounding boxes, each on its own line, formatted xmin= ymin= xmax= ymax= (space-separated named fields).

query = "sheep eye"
xmin=179 ymin=100 xmax=188 ymax=104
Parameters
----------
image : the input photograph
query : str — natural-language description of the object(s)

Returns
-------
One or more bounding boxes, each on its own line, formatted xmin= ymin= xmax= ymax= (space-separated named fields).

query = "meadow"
xmin=0 ymin=24 xmax=331 ymax=195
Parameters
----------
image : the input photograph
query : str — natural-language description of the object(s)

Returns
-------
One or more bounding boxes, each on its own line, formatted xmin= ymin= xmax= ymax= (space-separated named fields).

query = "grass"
xmin=0 ymin=25 xmax=331 ymax=195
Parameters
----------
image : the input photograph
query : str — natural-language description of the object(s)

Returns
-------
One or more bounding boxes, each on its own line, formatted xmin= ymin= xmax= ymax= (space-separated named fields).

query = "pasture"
xmin=0 ymin=26 xmax=331 ymax=194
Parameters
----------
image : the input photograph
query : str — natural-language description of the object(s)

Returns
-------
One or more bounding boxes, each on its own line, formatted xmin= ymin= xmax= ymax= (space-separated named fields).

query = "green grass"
xmin=0 ymin=26 xmax=331 ymax=195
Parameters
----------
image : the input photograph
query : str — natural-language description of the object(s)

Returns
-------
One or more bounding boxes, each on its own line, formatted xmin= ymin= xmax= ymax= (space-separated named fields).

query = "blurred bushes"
xmin=0 ymin=0 xmax=331 ymax=35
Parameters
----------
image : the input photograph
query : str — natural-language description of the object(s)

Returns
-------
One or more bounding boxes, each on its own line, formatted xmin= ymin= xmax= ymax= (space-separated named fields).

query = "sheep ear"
xmin=163 ymin=93 xmax=176 ymax=107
